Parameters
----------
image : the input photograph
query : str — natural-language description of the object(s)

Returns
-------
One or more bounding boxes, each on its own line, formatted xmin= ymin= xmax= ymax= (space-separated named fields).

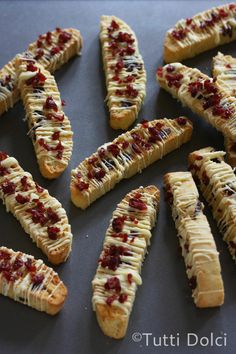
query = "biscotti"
xmin=0 ymin=246 xmax=67 ymax=315
xmin=164 ymin=171 xmax=224 ymax=308
xmin=16 ymin=55 xmax=73 ymax=179
xmin=0 ymin=152 xmax=72 ymax=265
xmin=164 ymin=3 xmax=236 ymax=63
xmin=188 ymin=147 xmax=236 ymax=262
xmin=100 ymin=16 xmax=146 ymax=130
xmin=157 ymin=62 xmax=236 ymax=140
xmin=92 ymin=185 xmax=160 ymax=338
xmin=212 ymin=52 xmax=236 ymax=166
xmin=71 ymin=117 xmax=192 ymax=209
xmin=0 ymin=27 xmax=82 ymax=116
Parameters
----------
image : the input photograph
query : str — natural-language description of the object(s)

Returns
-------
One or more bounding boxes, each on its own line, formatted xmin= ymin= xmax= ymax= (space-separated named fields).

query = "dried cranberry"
xmin=15 ymin=194 xmax=30 ymax=204
xmin=165 ymin=73 xmax=183 ymax=88
xmin=176 ymin=117 xmax=187 ymax=125
xmin=107 ymin=144 xmax=120 ymax=157
xmin=25 ymin=258 xmax=36 ymax=272
xmin=48 ymin=226 xmax=60 ymax=240
xmin=35 ymin=183 xmax=44 ymax=193
xmin=26 ymin=71 xmax=46 ymax=87
xmin=34 ymin=48 xmax=44 ymax=60
xmin=129 ymin=198 xmax=147 ymax=210
xmin=166 ymin=65 xmax=175 ymax=73
xmin=0 ymin=152 xmax=8 ymax=161
xmin=98 ymin=148 xmax=106 ymax=159
xmin=0 ymin=250 xmax=10 ymax=260
xmin=203 ymin=93 xmax=221 ymax=109
xmin=212 ymin=105 xmax=232 ymax=119
xmin=127 ymin=273 xmax=133 ymax=284
xmin=108 ymin=20 xmax=119 ymax=33
xmin=104 ymin=277 xmax=121 ymax=293
xmin=188 ymin=81 xmax=203 ymax=97
xmin=94 ymin=168 xmax=106 ymax=181
xmin=186 ymin=18 xmax=192 ymax=25
xmin=112 ymin=216 xmax=126 ymax=233
xmin=44 ymin=96 xmax=58 ymax=111
xmin=27 ymin=63 xmax=38 ymax=72
xmin=157 ymin=67 xmax=163 ymax=78
xmin=125 ymin=84 xmax=138 ymax=98
xmin=52 ymin=131 xmax=60 ymax=140
xmin=46 ymin=31 xmax=52 ymax=45
xmin=172 ymin=28 xmax=187 ymax=40
xmin=46 ymin=112 xmax=64 ymax=121
xmin=31 ymin=273 xmax=44 ymax=286
xmin=13 ymin=258 xmax=24 ymax=271
xmin=106 ymin=294 xmax=117 ymax=306
xmin=47 ymin=207 xmax=60 ymax=224
xmin=118 ymin=293 xmax=128 ymax=303
xmin=20 ymin=176 xmax=30 ymax=191
xmin=203 ymin=80 xmax=217 ymax=94
xmin=76 ymin=181 xmax=89 ymax=191
xmin=50 ymin=46 xmax=60 ymax=56
xmin=58 ymin=31 xmax=72 ymax=43
xmin=1 ymin=180 xmax=16 ymax=195
xmin=0 ymin=166 xmax=9 ymax=176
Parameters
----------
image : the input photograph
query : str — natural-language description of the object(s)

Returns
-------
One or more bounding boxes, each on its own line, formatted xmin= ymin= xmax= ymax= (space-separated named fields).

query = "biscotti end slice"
xmin=157 ymin=62 xmax=236 ymax=141
xmin=16 ymin=56 xmax=73 ymax=179
xmin=92 ymin=185 xmax=160 ymax=338
xmin=164 ymin=3 xmax=236 ymax=63
xmin=71 ymin=117 xmax=192 ymax=209
xmin=100 ymin=15 xmax=146 ymax=130
xmin=164 ymin=171 xmax=224 ymax=308
xmin=0 ymin=152 xmax=73 ymax=265
xmin=0 ymin=27 xmax=82 ymax=117
xmin=0 ymin=247 xmax=67 ymax=315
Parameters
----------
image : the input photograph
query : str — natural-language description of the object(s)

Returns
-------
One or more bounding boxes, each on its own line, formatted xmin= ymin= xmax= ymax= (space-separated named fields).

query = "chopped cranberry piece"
xmin=126 ymin=84 xmax=138 ymax=98
xmin=0 ymin=152 xmax=8 ymax=161
xmin=104 ymin=277 xmax=121 ymax=293
xmin=13 ymin=258 xmax=24 ymax=271
xmin=47 ymin=207 xmax=60 ymax=224
xmin=188 ymin=276 xmax=197 ymax=290
xmin=0 ymin=250 xmax=10 ymax=260
xmin=129 ymin=198 xmax=147 ymax=211
xmin=106 ymin=294 xmax=117 ymax=306
xmin=141 ymin=119 xmax=149 ymax=128
xmin=46 ymin=31 xmax=52 ymax=45
xmin=117 ymin=31 xmax=134 ymax=44
xmin=1 ymin=180 xmax=16 ymax=195
xmin=34 ymin=48 xmax=44 ymax=60
xmin=165 ymin=73 xmax=183 ymax=88
xmin=186 ymin=18 xmax=192 ymax=25
xmin=76 ymin=181 xmax=89 ymax=191
xmin=0 ymin=166 xmax=9 ymax=176
xmin=203 ymin=93 xmax=221 ymax=110
xmin=48 ymin=226 xmax=60 ymax=240
xmin=31 ymin=273 xmax=44 ymax=286
xmin=52 ymin=131 xmax=60 ymax=140
xmin=46 ymin=112 xmax=64 ymax=121
xmin=58 ymin=31 xmax=72 ymax=44
xmin=157 ymin=67 xmax=163 ymax=78
xmin=188 ymin=81 xmax=203 ymax=97
xmin=112 ymin=216 xmax=126 ymax=233
xmin=121 ymin=141 xmax=129 ymax=149
xmin=27 ymin=63 xmax=38 ymax=72
xmin=61 ymin=99 xmax=66 ymax=106
xmin=50 ymin=46 xmax=61 ymax=56
xmin=229 ymin=4 xmax=236 ymax=10
xmin=176 ymin=117 xmax=187 ymax=125
xmin=126 ymin=45 xmax=135 ymax=55
xmin=127 ymin=273 xmax=133 ymax=284
xmin=108 ymin=20 xmax=119 ymax=33
xmin=35 ymin=183 xmax=44 ymax=193
xmin=44 ymin=96 xmax=58 ymax=111
xmin=115 ymin=60 xmax=124 ymax=71
xmin=56 ymin=27 xmax=62 ymax=32
xmin=26 ymin=71 xmax=46 ymax=87
xmin=15 ymin=194 xmax=30 ymax=204
xmin=112 ymin=232 xmax=128 ymax=242
xmin=218 ymin=9 xmax=228 ymax=18
xmin=98 ymin=148 xmax=106 ymax=159
xmin=212 ymin=105 xmax=232 ymax=119
xmin=203 ymin=80 xmax=217 ymax=94
xmin=25 ymin=258 xmax=36 ymax=272
xmin=37 ymin=39 xmax=43 ymax=48
xmin=132 ymin=142 xmax=142 ymax=153
xmin=21 ymin=176 xmax=30 ymax=191
xmin=107 ymin=144 xmax=120 ymax=157
xmin=118 ymin=293 xmax=128 ymax=303
xmin=94 ymin=168 xmax=106 ymax=181
xmin=166 ymin=65 xmax=175 ymax=73
xmin=171 ymin=28 xmax=187 ymax=40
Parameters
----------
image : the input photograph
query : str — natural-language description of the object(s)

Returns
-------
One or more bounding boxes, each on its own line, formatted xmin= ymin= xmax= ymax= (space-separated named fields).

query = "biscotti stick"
xmin=100 ymin=16 xmax=146 ymax=130
xmin=164 ymin=171 xmax=224 ymax=308
xmin=71 ymin=117 xmax=192 ymax=209
xmin=0 ymin=152 xmax=72 ymax=265
xmin=92 ymin=185 xmax=160 ymax=338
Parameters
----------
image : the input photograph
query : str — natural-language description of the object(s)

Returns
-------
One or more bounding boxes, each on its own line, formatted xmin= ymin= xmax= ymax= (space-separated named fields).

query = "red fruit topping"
xmin=129 ymin=197 xmax=147 ymax=210
xmin=122 ymin=141 xmax=129 ymax=149
xmin=176 ymin=117 xmax=187 ymax=125
xmin=12 ymin=258 xmax=24 ymax=271
xmin=0 ymin=250 xmax=11 ymax=260
xmin=100 ymin=245 xmax=131 ymax=271
xmin=76 ymin=181 xmax=89 ymax=191
xmin=34 ymin=48 xmax=44 ymax=60
xmin=61 ymin=99 xmax=66 ymax=106
xmin=98 ymin=148 xmax=106 ymax=159
xmin=26 ymin=202 xmax=48 ymax=226
xmin=125 ymin=84 xmax=138 ymax=97
xmin=52 ymin=131 xmax=60 ymax=140
xmin=47 ymin=207 xmax=60 ymax=224
xmin=48 ymin=226 xmax=60 ymax=240
xmin=0 ymin=166 xmax=9 ymax=176
xmin=165 ymin=73 xmax=183 ymax=88
xmin=203 ymin=80 xmax=217 ymax=94
xmin=0 ymin=152 xmax=8 ymax=161
xmin=104 ymin=277 xmax=121 ymax=293
xmin=31 ymin=273 xmax=44 ymax=286
xmin=126 ymin=45 xmax=135 ymax=55
xmin=46 ymin=31 xmax=52 ymax=45
xmin=44 ymin=96 xmax=58 ymax=111
xmin=88 ymin=157 xmax=98 ymax=165
xmin=106 ymin=294 xmax=117 ymax=306
xmin=132 ymin=142 xmax=142 ymax=154
xmin=229 ymin=4 xmax=236 ymax=10
xmin=56 ymin=27 xmax=62 ymax=32
xmin=21 ymin=176 xmax=30 ymax=191
xmin=26 ymin=71 xmax=46 ymax=87
xmin=117 ymin=31 xmax=134 ymax=44
xmin=212 ymin=105 xmax=232 ymax=119
xmin=171 ymin=28 xmax=187 ymax=40
xmin=188 ymin=81 xmax=203 ymax=97
xmin=118 ymin=293 xmax=128 ymax=303
xmin=46 ymin=112 xmax=64 ymax=121
xmin=27 ymin=63 xmax=38 ymax=72
xmin=94 ymin=168 xmax=106 ymax=181
xmin=108 ymin=20 xmax=119 ymax=33
xmin=166 ymin=64 xmax=175 ymax=73
xmin=107 ymin=143 xmax=120 ymax=157
xmin=141 ymin=119 xmax=149 ymax=128
xmin=112 ymin=216 xmax=126 ymax=233
xmin=226 ymin=63 xmax=232 ymax=68
xmin=127 ymin=273 xmax=133 ymax=284
xmin=1 ymin=180 xmax=16 ymax=195
xmin=112 ymin=233 xmax=128 ymax=242
xmin=203 ymin=93 xmax=221 ymax=109
xmin=58 ymin=31 xmax=72 ymax=43
xmin=37 ymin=39 xmax=43 ymax=48
xmin=25 ymin=258 xmax=36 ymax=272
xmin=38 ymin=138 xmax=51 ymax=151
xmin=115 ymin=59 xmax=124 ymax=71
xmin=218 ymin=9 xmax=228 ymax=18
xmin=35 ymin=183 xmax=44 ymax=193
xmin=50 ymin=46 xmax=61 ymax=56
xmin=157 ymin=67 xmax=163 ymax=77
xmin=15 ymin=194 xmax=30 ymax=204
xmin=186 ymin=18 xmax=192 ymax=25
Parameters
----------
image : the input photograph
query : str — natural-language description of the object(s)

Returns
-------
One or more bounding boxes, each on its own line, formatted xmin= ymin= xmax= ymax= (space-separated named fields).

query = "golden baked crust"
xmin=0 ymin=246 xmax=67 ymax=315
xmin=0 ymin=27 xmax=82 ymax=116
xmin=188 ymin=147 xmax=236 ymax=262
xmin=0 ymin=152 xmax=73 ymax=265
xmin=92 ymin=186 xmax=160 ymax=338
xmin=100 ymin=15 xmax=146 ymax=130
xmin=157 ymin=62 xmax=236 ymax=140
xmin=16 ymin=56 xmax=73 ymax=179
xmin=164 ymin=171 xmax=224 ymax=308
xmin=212 ymin=52 xmax=236 ymax=166
xmin=70 ymin=117 xmax=193 ymax=209
xmin=164 ymin=3 xmax=236 ymax=63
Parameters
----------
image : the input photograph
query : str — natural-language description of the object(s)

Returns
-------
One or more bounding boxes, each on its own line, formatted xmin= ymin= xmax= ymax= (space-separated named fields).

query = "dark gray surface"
xmin=0 ymin=1 xmax=235 ymax=353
